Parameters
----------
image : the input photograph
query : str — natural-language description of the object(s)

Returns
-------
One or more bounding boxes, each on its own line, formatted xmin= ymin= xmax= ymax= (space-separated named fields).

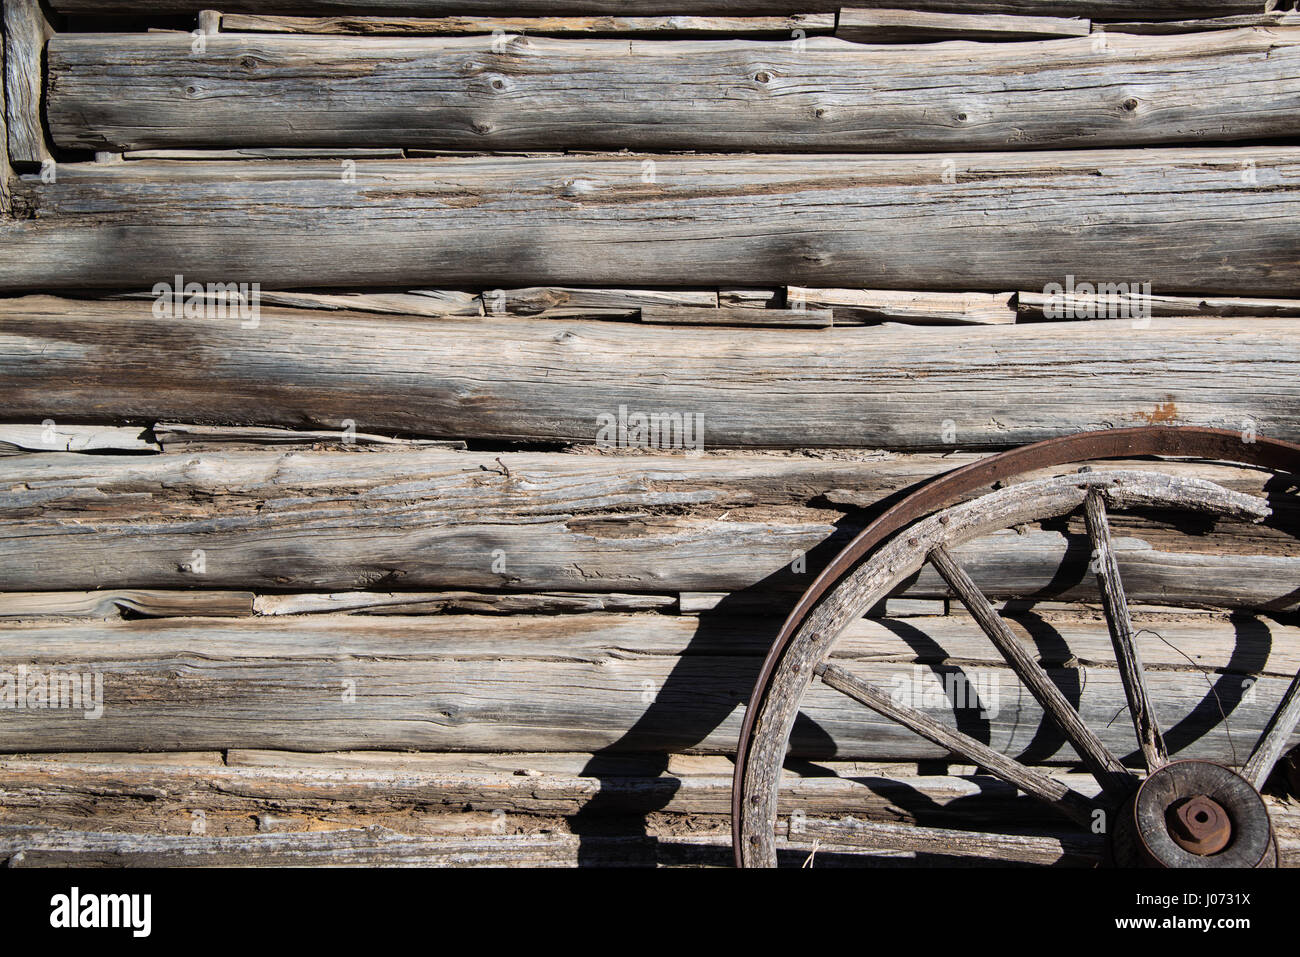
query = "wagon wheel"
xmin=734 ymin=427 xmax=1300 ymax=868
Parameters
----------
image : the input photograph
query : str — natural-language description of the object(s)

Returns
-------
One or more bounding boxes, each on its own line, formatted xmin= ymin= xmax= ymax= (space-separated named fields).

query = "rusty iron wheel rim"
xmin=733 ymin=426 xmax=1300 ymax=867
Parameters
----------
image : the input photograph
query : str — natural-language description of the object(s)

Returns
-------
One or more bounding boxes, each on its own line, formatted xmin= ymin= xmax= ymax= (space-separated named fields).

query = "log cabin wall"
xmin=2 ymin=0 xmax=1300 ymax=867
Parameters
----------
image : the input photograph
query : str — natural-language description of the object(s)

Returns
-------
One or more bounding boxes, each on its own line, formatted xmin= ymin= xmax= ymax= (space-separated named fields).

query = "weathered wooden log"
xmin=45 ymin=2 xmax=1277 ymax=20
xmin=837 ymin=9 xmax=1090 ymax=42
xmin=7 ymin=150 xmax=1300 ymax=293
xmin=0 ymin=614 xmax=1293 ymax=758
xmin=220 ymin=14 xmax=839 ymax=35
xmin=4 ymin=298 xmax=1300 ymax=448
xmin=0 ymin=752 xmax=1100 ymax=830
xmin=0 ymin=34 xmax=10 ymax=216
xmin=3 ymin=0 xmax=52 ymax=165
xmin=46 ymin=29 xmax=1300 ymax=153
xmin=0 ymin=441 xmax=1292 ymax=594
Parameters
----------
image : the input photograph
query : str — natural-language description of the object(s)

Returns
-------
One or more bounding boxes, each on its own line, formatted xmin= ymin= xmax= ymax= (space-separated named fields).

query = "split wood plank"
xmin=112 ymin=287 xmax=484 ymax=318
xmin=789 ymin=287 xmax=1016 ymax=325
xmin=0 ymin=423 xmax=158 ymax=454
xmin=45 ymin=29 xmax=1300 ymax=152
xmin=8 ymin=150 xmax=1300 ymax=293
xmin=837 ymin=9 xmax=1090 ymax=42
xmin=0 ymin=590 xmax=255 ymax=618
xmin=4 ymin=297 xmax=1300 ymax=448
xmin=220 ymin=14 xmax=838 ymax=35
xmin=3 ymin=0 xmax=52 ymax=165
xmin=640 ymin=305 xmax=833 ymax=327
xmin=483 ymin=287 xmax=718 ymax=318
xmin=1017 ymin=291 xmax=1300 ymax=320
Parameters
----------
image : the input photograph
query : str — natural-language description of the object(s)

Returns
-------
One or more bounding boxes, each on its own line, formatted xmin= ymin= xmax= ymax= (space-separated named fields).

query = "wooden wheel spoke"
xmin=817 ymin=662 xmax=1096 ymax=827
xmin=1242 ymin=670 xmax=1300 ymax=790
xmin=1084 ymin=488 xmax=1169 ymax=772
xmin=929 ymin=545 xmax=1138 ymax=800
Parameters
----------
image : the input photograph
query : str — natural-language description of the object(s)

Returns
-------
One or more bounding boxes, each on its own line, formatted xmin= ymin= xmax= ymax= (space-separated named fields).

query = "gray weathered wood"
xmin=5 ymin=298 xmax=1300 ymax=448
xmin=0 ymin=591 xmax=255 ymax=618
xmin=929 ymin=545 xmax=1137 ymax=797
xmin=800 ymin=816 xmax=1102 ymax=865
xmin=817 ymin=662 xmax=1097 ymax=825
xmin=739 ymin=470 xmax=1273 ymax=865
xmin=8 ymin=150 xmax=1300 ymax=293
xmin=46 ymin=30 xmax=1300 ymax=152
xmin=1085 ymin=489 xmax=1169 ymax=772
xmin=3 ymin=0 xmax=52 ymax=165
xmin=640 ymin=306 xmax=833 ymax=327
xmin=1017 ymin=290 xmax=1300 ymax=320
xmin=0 ymin=753 xmax=1101 ymax=829
xmin=1242 ymin=671 xmax=1300 ymax=789
xmin=45 ymin=2 xmax=1276 ymax=19
xmin=0 ymin=613 xmax=1292 ymax=757
xmin=485 ymin=287 xmax=717 ymax=318
xmin=0 ymin=442 xmax=1293 ymax=597
xmin=838 ymin=9 xmax=1090 ymax=42
xmin=221 ymin=13 xmax=838 ymax=35
xmin=1100 ymin=12 xmax=1300 ymax=34
xmin=791 ymin=287 xmax=1016 ymax=325
xmin=0 ymin=33 xmax=10 ymax=215
xmin=252 ymin=591 xmax=677 ymax=616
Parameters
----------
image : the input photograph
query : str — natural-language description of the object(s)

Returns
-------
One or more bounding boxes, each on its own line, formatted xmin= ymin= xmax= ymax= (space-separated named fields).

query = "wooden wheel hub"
xmin=1115 ymin=761 xmax=1276 ymax=868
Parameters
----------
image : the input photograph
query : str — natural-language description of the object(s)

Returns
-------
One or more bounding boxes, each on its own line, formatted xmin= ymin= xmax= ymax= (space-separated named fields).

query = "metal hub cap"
xmin=1116 ymin=761 xmax=1276 ymax=868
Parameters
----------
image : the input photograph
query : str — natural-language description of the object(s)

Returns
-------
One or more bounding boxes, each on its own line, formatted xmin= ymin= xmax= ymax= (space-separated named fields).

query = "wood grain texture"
xmin=7 ymin=149 xmax=1300 ymax=293
xmin=0 ymin=33 xmax=10 ymax=215
xmin=837 ymin=9 xmax=1090 ymax=42
xmin=4 ymin=297 xmax=1300 ymax=449
xmin=220 ymin=14 xmax=838 ymax=35
xmin=46 ymin=29 xmax=1300 ymax=153
xmin=791 ymin=288 xmax=1016 ymax=325
xmin=0 ymin=613 xmax=1293 ymax=758
xmin=3 ymin=0 xmax=51 ymax=165
xmin=45 ymin=2 xmax=1277 ymax=19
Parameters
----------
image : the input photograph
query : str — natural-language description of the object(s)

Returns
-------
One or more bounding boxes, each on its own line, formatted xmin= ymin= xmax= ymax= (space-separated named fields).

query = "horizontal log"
xmin=0 ymin=613 xmax=1294 ymax=759
xmin=220 ymin=14 xmax=839 ymax=35
xmin=0 ymin=752 xmax=1100 ymax=830
xmin=0 ymin=825 xmax=679 ymax=867
xmin=4 ymin=611 xmax=1296 ymax=674
xmin=8 ymin=149 xmax=1300 ymax=293
xmin=5 ymin=752 xmax=1296 ymax=865
xmin=0 ymin=441 xmax=1291 ymax=594
xmin=6 ymin=298 xmax=1300 ymax=447
xmin=837 ymin=9 xmax=1091 ymax=42
xmin=46 ymin=3 xmax=1277 ymax=21
xmin=46 ymin=30 xmax=1300 ymax=153
xmin=790 ymin=287 xmax=1016 ymax=325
